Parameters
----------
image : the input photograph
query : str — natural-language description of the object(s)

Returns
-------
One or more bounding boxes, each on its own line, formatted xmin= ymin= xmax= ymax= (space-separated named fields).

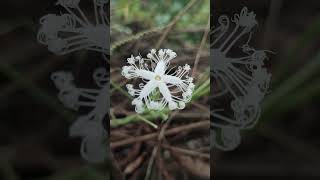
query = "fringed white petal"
xmin=122 ymin=49 xmax=194 ymax=113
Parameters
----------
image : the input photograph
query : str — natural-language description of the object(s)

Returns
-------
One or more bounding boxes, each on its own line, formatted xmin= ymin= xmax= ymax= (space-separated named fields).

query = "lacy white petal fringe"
xmin=122 ymin=49 xmax=195 ymax=113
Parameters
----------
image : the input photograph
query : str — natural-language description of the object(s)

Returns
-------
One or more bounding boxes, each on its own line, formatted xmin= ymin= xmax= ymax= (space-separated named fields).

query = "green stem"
xmin=137 ymin=115 xmax=158 ymax=129
xmin=110 ymin=80 xmax=132 ymax=99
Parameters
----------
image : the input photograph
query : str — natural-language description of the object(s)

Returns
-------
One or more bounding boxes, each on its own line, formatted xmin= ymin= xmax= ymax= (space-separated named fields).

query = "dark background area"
xmin=213 ymin=0 xmax=320 ymax=179
xmin=0 ymin=0 xmax=108 ymax=179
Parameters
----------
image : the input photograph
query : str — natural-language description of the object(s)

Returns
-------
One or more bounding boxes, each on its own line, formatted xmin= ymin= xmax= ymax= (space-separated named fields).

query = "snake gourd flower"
xmin=122 ymin=49 xmax=195 ymax=113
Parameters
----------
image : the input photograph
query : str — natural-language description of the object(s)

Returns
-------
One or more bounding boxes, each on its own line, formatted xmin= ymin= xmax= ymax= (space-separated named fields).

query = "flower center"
xmin=155 ymin=75 xmax=161 ymax=81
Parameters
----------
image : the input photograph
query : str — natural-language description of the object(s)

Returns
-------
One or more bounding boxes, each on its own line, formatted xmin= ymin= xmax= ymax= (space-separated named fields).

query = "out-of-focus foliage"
xmin=112 ymin=0 xmax=209 ymax=43
xmin=113 ymin=0 xmax=208 ymax=26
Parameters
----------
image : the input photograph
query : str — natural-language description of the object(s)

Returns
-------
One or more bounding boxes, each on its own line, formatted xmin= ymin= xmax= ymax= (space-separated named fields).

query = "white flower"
xmin=122 ymin=49 xmax=194 ymax=113
xmin=184 ymin=64 xmax=191 ymax=71
xmin=149 ymin=101 xmax=161 ymax=110
xmin=127 ymin=55 xmax=135 ymax=64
